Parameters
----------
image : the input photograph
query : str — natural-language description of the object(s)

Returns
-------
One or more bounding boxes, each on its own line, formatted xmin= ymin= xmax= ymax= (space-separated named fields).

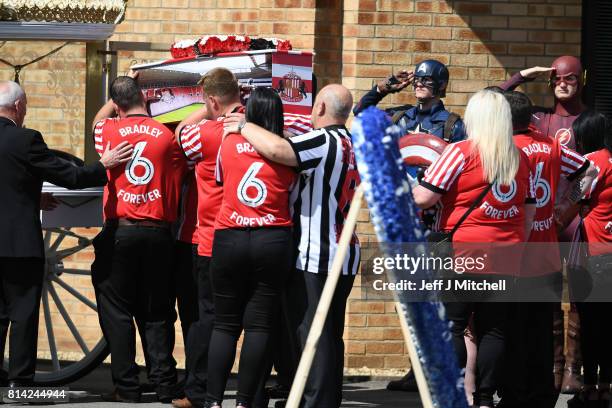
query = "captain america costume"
xmin=353 ymin=60 xmax=466 ymax=179
xmin=353 ymin=94 xmax=465 ymax=143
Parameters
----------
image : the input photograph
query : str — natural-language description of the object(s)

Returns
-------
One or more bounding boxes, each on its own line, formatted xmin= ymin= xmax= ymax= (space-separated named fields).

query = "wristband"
xmin=237 ymin=120 xmax=246 ymax=134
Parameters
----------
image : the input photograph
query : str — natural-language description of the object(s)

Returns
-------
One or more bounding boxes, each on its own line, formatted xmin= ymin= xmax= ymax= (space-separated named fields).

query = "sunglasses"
xmin=551 ymin=74 xmax=579 ymax=86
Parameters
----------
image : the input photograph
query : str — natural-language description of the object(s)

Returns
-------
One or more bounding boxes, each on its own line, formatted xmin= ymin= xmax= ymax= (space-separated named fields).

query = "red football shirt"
xmin=583 ymin=149 xmax=612 ymax=255
xmin=94 ymin=115 xmax=187 ymax=222
xmin=179 ymin=117 xmax=228 ymax=257
xmin=422 ymin=140 xmax=535 ymax=275
xmin=215 ymin=133 xmax=296 ymax=229
xmin=176 ymin=171 xmax=199 ymax=244
xmin=513 ymin=129 xmax=588 ymax=275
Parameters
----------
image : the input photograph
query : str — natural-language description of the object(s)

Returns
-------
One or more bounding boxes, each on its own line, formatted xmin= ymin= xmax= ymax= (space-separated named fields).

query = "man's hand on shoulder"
xmin=99 ymin=141 xmax=134 ymax=169
xmin=222 ymin=112 xmax=246 ymax=138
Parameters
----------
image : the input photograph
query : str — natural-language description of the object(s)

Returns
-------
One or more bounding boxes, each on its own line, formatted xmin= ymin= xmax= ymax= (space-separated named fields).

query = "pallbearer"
xmin=91 ymin=73 xmax=187 ymax=403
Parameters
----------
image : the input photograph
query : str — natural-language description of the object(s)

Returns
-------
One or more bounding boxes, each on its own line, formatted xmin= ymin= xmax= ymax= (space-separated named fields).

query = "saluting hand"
xmin=223 ymin=113 xmax=246 ymax=138
xmin=377 ymin=70 xmax=413 ymax=95
xmin=520 ymin=66 xmax=554 ymax=79
xmin=100 ymin=141 xmax=134 ymax=169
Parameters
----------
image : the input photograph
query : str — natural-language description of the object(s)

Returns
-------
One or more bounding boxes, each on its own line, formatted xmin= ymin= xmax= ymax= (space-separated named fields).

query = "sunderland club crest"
xmin=277 ymin=70 xmax=307 ymax=103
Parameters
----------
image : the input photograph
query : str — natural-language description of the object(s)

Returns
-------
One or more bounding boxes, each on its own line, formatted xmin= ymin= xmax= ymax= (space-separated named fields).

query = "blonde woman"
xmin=412 ymin=90 xmax=536 ymax=408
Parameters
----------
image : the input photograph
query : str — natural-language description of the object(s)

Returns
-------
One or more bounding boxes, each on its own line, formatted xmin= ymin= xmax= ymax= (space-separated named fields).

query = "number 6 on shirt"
xmin=237 ymin=162 xmax=267 ymax=207
xmin=126 ymin=141 xmax=154 ymax=186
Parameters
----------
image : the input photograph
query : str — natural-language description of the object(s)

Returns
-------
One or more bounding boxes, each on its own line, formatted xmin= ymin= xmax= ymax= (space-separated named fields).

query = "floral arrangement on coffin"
xmin=170 ymin=35 xmax=292 ymax=59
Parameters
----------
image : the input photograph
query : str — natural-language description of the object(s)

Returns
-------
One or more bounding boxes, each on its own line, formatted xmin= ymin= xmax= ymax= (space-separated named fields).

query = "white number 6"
xmin=125 ymin=141 xmax=154 ymax=185
xmin=532 ymin=161 xmax=551 ymax=208
xmin=238 ymin=162 xmax=267 ymax=207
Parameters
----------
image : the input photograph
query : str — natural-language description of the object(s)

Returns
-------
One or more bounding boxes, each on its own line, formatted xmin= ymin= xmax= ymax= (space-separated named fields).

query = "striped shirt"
xmin=287 ymin=125 xmax=361 ymax=275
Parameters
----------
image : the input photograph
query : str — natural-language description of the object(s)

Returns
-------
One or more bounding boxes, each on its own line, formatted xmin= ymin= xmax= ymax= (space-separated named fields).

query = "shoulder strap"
xmin=443 ymin=113 xmax=460 ymax=142
xmin=391 ymin=110 xmax=407 ymax=125
xmin=449 ymin=182 xmax=493 ymax=236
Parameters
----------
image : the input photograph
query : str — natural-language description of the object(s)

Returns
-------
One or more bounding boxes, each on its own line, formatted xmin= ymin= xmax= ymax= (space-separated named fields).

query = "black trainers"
xmin=266 ymin=384 xmax=290 ymax=399
xmin=101 ymin=390 xmax=142 ymax=403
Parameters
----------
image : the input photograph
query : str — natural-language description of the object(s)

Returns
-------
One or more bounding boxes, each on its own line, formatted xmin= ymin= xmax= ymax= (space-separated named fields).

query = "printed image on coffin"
xmin=132 ymin=50 xmax=314 ymax=123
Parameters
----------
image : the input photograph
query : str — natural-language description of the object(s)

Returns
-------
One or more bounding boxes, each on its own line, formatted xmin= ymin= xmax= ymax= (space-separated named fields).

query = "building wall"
xmin=0 ymin=0 xmax=581 ymax=375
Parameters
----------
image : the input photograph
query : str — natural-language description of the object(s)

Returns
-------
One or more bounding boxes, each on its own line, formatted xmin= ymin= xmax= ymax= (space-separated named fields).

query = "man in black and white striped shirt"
xmin=224 ymin=84 xmax=359 ymax=408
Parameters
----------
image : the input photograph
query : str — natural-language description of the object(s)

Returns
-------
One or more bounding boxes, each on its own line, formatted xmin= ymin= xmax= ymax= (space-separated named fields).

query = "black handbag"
xmin=427 ymin=183 xmax=493 ymax=259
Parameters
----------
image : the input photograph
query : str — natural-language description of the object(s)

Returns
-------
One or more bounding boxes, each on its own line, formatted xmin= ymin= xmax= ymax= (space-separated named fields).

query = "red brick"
xmin=470 ymin=42 xmax=507 ymax=55
xmin=358 ymin=0 xmax=376 ymax=11
xmin=433 ymin=15 xmax=468 ymax=27
xmin=451 ymin=54 xmax=487 ymax=67
xmin=377 ymin=0 xmax=414 ymax=12
xmin=394 ymin=13 xmax=432 ymax=25
xmin=346 ymin=342 xmax=366 ymax=355
xmin=383 ymin=327 xmax=404 ymax=340
xmin=545 ymin=44 xmax=581 ymax=57
xmin=349 ymin=301 xmax=386 ymax=314
xmin=455 ymin=2 xmax=491 ymax=15
xmin=373 ymin=53 xmax=412 ymax=65
xmin=348 ymin=327 xmax=385 ymax=340
xmin=358 ymin=12 xmax=393 ymax=25
xmin=414 ymin=1 xmax=452 ymax=13
xmin=431 ymin=40 xmax=469 ymax=54
xmin=468 ymin=68 xmax=507 ymax=81
xmin=470 ymin=16 xmax=510 ymax=29
xmin=346 ymin=355 xmax=385 ymax=368
xmin=508 ymin=43 xmax=545 ymax=56
xmin=528 ymin=31 xmax=564 ymax=43
xmin=491 ymin=29 xmax=527 ymax=42
xmin=368 ymin=314 xmax=399 ymax=326
xmin=508 ymin=17 xmax=545 ymax=30
xmin=453 ymin=28 xmax=490 ymax=41
xmin=414 ymin=27 xmax=451 ymax=40
xmin=384 ymin=355 xmax=410 ymax=368
xmin=413 ymin=54 xmax=449 ymax=65
xmin=547 ymin=18 xmax=581 ymax=30
xmin=394 ymin=40 xmax=431 ymax=53
xmin=366 ymin=342 xmax=404 ymax=354
xmin=449 ymin=67 xmax=468 ymax=80
xmin=491 ymin=3 xmax=527 ymax=15
xmin=274 ymin=0 xmax=300 ymax=7
xmin=527 ymin=5 xmax=564 ymax=17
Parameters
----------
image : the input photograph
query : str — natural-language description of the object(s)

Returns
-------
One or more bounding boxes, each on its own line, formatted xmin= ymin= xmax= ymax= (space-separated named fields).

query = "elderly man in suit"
xmin=0 ymin=80 xmax=132 ymax=386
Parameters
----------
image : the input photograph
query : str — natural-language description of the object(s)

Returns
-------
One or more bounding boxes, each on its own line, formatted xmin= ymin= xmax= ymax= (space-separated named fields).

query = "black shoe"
xmin=266 ymin=384 xmax=290 ymax=399
xmin=386 ymin=370 xmax=418 ymax=392
xmin=101 ymin=390 xmax=142 ymax=403
xmin=567 ymin=390 xmax=599 ymax=408
xmin=157 ymin=384 xmax=181 ymax=403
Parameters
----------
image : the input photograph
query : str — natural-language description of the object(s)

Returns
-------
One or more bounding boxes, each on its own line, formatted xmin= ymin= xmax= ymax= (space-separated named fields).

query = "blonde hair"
xmin=464 ymin=90 xmax=519 ymax=185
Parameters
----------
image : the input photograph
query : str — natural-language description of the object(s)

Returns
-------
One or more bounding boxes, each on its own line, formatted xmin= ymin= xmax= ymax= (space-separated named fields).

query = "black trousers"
xmin=174 ymin=241 xmax=199 ymax=343
xmin=183 ymin=255 xmax=215 ymax=408
xmin=0 ymin=257 xmax=44 ymax=384
xmin=289 ymin=269 xmax=355 ymax=408
xmin=576 ymin=302 xmax=612 ymax=385
xmin=91 ymin=225 xmax=177 ymax=396
xmin=499 ymin=302 xmax=558 ymax=408
xmin=253 ymin=274 xmax=300 ymax=407
xmin=206 ymin=227 xmax=293 ymax=405
xmin=445 ymin=301 xmax=509 ymax=407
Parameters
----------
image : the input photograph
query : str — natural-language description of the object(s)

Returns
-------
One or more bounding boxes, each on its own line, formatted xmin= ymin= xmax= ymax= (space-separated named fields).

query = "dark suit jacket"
xmin=0 ymin=117 xmax=108 ymax=258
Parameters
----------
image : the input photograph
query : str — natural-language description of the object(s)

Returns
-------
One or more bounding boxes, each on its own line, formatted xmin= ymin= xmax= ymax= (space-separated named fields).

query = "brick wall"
xmin=0 ymin=0 xmax=581 ymax=376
